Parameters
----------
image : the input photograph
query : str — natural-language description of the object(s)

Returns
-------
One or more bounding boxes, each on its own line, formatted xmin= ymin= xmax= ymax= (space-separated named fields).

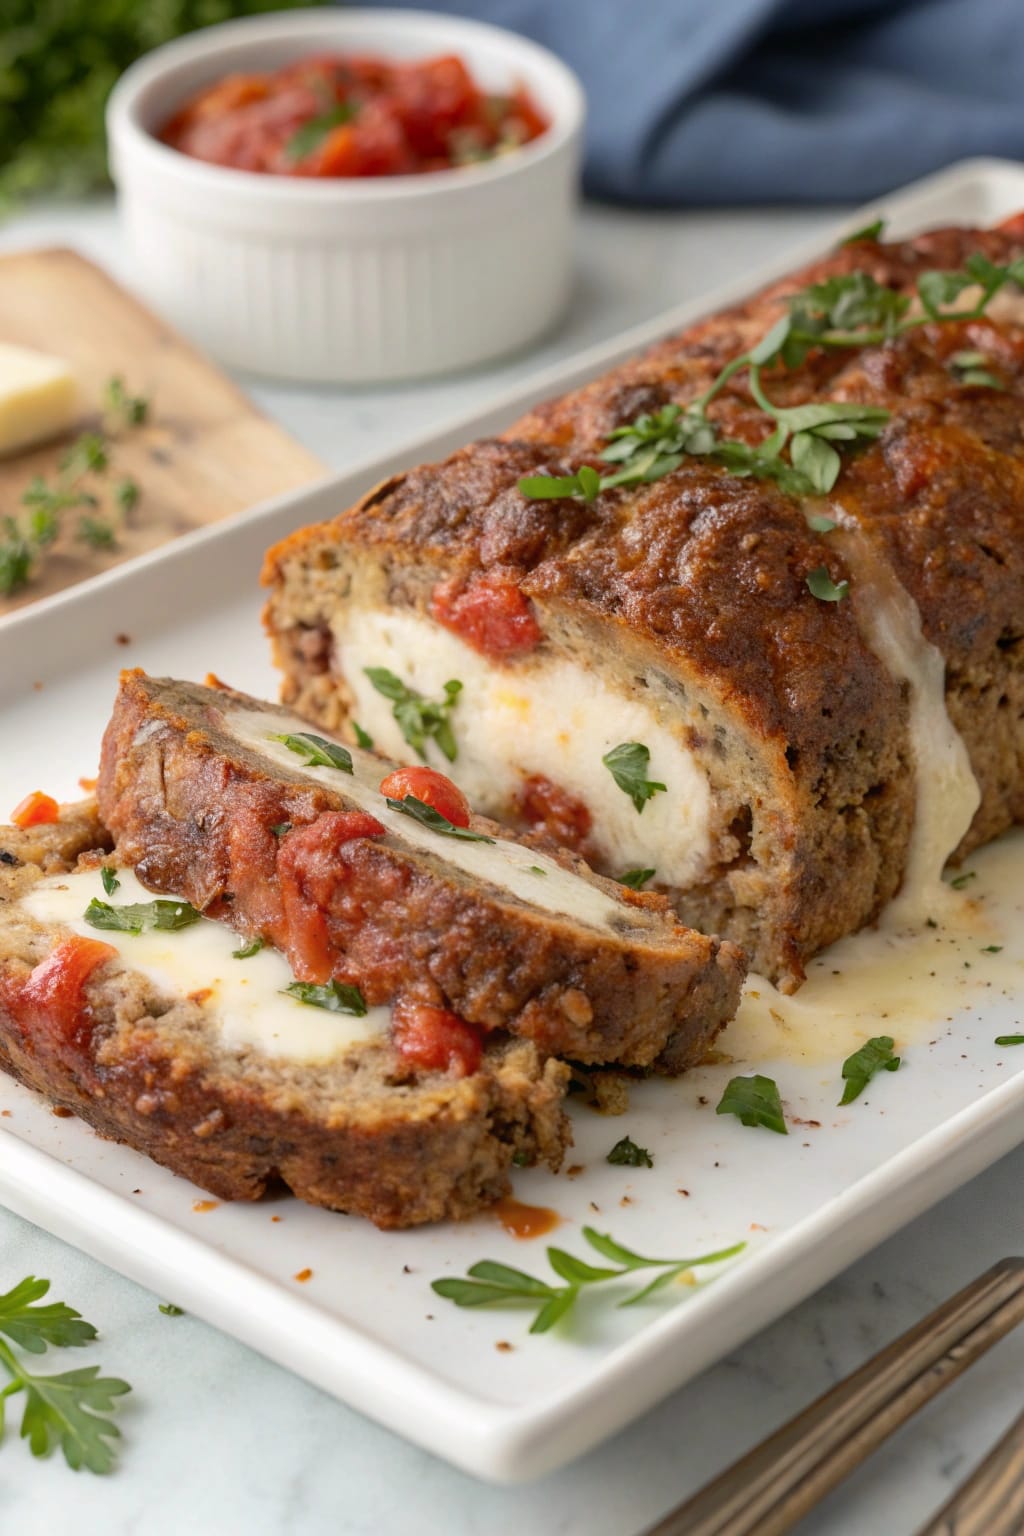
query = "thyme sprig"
xmin=432 ymin=1227 xmax=746 ymax=1334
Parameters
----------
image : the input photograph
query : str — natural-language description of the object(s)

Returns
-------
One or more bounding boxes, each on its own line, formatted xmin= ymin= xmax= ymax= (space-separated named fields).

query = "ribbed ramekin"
xmin=106 ymin=8 xmax=584 ymax=383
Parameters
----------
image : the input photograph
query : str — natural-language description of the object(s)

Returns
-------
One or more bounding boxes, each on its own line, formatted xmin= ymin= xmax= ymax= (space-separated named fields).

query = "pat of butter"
xmin=0 ymin=344 xmax=77 ymax=457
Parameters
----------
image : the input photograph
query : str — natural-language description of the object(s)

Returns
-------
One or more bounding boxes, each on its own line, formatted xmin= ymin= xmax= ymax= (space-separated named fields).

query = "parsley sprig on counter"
xmin=517 ymin=248 xmax=1024 ymax=510
xmin=0 ymin=376 xmax=149 ymax=597
xmin=0 ymin=1276 xmax=130 ymax=1474
xmin=432 ymin=1227 xmax=745 ymax=1334
xmin=365 ymin=668 xmax=462 ymax=763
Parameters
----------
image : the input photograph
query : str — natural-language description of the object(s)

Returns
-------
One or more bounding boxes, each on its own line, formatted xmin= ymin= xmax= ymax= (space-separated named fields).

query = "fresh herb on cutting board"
xmin=0 ymin=376 xmax=149 ymax=597
xmin=0 ymin=1275 xmax=131 ymax=1473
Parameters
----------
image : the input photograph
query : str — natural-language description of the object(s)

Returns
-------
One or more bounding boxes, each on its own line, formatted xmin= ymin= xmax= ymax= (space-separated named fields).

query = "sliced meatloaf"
xmin=0 ymin=809 xmax=570 ymax=1228
xmin=262 ymin=217 xmax=1024 ymax=987
xmin=95 ymin=670 xmax=745 ymax=1072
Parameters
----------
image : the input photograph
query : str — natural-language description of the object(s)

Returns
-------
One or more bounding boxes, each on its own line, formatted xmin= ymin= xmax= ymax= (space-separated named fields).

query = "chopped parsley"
xmin=282 ymin=979 xmax=367 ymax=1016
xmin=84 ymin=897 xmax=202 ymax=934
xmin=806 ymin=565 xmax=849 ymax=603
xmin=272 ymin=732 xmax=352 ymax=773
xmin=364 ymin=668 xmax=462 ymax=763
xmin=385 ymin=794 xmax=495 ymax=843
xmin=950 ymin=870 xmax=977 ymax=890
xmin=841 ymin=218 xmax=886 ymax=245
xmin=158 ymin=1303 xmax=184 ymax=1317
xmin=352 ymin=721 xmax=374 ymax=750
xmin=284 ymin=102 xmax=358 ymax=162
xmin=715 ymin=1074 xmax=787 ymax=1135
xmin=607 ymin=1136 xmax=653 ymax=1168
xmin=231 ymin=936 xmax=265 ymax=960
xmin=995 ymin=1034 xmax=1024 ymax=1047
xmin=271 ymin=822 xmax=293 ymax=838
xmin=99 ymin=866 xmax=119 ymax=896
xmin=601 ymin=742 xmax=667 ymax=814
xmin=839 ymin=1035 xmax=901 ymax=1105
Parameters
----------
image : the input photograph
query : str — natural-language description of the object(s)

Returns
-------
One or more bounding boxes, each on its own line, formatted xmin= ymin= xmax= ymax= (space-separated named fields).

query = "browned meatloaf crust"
xmin=262 ymin=219 xmax=1024 ymax=986
xmin=0 ymin=810 xmax=570 ymax=1229
xmin=96 ymin=670 xmax=745 ymax=1072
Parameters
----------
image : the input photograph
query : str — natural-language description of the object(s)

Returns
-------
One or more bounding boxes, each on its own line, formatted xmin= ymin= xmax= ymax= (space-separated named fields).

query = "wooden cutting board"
xmin=0 ymin=247 xmax=326 ymax=614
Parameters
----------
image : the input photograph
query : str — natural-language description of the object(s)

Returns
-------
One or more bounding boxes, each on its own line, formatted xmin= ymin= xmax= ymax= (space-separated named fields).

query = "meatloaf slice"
xmin=0 ymin=812 xmax=570 ymax=1229
xmin=96 ymin=670 xmax=745 ymax=1072
xmin=262 ymin=218 xmax=1024 ymax=987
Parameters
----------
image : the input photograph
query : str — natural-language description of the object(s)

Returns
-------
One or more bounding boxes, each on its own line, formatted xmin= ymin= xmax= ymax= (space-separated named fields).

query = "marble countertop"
xmin=2 ymin=197 xmax=1023 ymax=1536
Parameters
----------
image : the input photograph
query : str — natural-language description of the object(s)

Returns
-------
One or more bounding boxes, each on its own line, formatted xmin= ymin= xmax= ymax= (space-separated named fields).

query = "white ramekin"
xmin=106 ymin=8 xmax=584 ymax=383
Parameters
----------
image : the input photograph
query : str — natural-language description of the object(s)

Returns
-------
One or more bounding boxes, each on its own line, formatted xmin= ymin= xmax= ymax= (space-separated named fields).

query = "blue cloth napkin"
xmin=357 ymin=0 xmax=1024 ymax=204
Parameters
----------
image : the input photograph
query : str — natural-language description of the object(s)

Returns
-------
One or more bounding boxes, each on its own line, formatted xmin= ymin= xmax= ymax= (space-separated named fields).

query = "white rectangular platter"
xmin=2 ymin=158 xmax=1024 ymax=1484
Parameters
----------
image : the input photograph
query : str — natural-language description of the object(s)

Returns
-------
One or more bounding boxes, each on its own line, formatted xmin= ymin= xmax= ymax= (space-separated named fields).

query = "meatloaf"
xmin=0 ymin=807 xmax=570 ymax=1228
xmin=96 ymin=670 xmax=745 ymax=1071
xmin=263 ymin=217 xmax=1024 ymax=987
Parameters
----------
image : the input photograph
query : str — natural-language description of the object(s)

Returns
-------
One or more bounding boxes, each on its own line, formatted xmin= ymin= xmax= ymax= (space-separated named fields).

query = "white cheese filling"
xmin=837 ymin=526 xmax=981 ymax=924
xmin=221 ymin=706 xmax=637 ymax=936
xmin=328 ymin=609 xmax=713 ymax=888
xmin=23 ymin=867 xmax=389 ymax=1064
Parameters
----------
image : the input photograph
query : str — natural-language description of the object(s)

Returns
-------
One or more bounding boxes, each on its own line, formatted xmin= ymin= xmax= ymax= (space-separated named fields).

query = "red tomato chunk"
xmin=379 ymin=767 xmax=472 ymax=828
xmin=160 ymin=53 xmax=549 ymax=178
xmin=392 ymin=1000 xmax=484 ymax=1076
xmin=9 ymin=937 xmax=117 ymax=1049
xmin=431 ymin=575 xmax=542 ymax=659
xmin=10 ymin=791 xmax=60 ymax=828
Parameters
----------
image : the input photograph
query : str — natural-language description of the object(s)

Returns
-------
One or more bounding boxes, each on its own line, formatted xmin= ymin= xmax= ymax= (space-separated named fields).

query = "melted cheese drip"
xmin=22 ymin=867 xmax=389 ymax=1063
xmin=328 ymin=608 xmax=712 ymax=887
xmin=222 ymin=706 xmax=644 ymax=937
xmin=725 ymin=828 xmax=1024 ymax=1066
xmin=836 ymin=526 xmax=981 ymax=926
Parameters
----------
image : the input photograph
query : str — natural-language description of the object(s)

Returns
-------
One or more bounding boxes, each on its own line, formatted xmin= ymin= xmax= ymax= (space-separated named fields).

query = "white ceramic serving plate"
xmin=3 ymin=158 xmax=1024 ymax=1485
xmin=106 ymin=8 xmax=583 ymax=383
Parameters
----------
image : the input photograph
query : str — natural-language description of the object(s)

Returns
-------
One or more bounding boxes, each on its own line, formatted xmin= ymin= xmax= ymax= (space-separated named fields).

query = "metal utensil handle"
xmin=914 ymin=1403 xmax=1024 ymax=1536
xmin=641 ymin=1257 xmax=1024 ymax=1536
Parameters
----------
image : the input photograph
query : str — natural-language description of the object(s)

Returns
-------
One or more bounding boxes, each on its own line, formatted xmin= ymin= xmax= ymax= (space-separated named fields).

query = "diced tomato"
xmin=379 ymin=767 xmax=471 ymax=828
xmin=275 ymin=810 xmax=386 ymax=982
xmin=8 ymin=937 xmax=117 ymax=1050
xmin=392 ymin=1000 xmax=484 ymax=1077
xmin=518 ymin=774 xmax=592 ymax=851
xmin=10 ymin=791 xmax=60 ymax=828
xmin=431 ymin=575 xmax=542 ymax=659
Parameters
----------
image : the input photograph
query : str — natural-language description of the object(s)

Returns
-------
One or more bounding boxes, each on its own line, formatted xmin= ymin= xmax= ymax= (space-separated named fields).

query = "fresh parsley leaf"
xmin=839 ymin=1035 xmax=901 ymax=1105
xmin=284 ymin=102 xmax=358 ymax=161
xmin=352 ymin=721 xmax=374 ymax=750
xmin=995 ymin=1034 xmax=1024 ymax=1046
xmin=0 ymin=1277 xmax=130 ymax=1474
xmin=272 ymin=732 xmax=352 ymax=773
xmin=950 ymin=870 xmax=977 ymax=890
xmin=981 ymin=945 xmax=1003 ymax=954
xmin=231 ymin=936 xmax=264 ymax=960
xmin=432 ymin=1227 xmax=746 ymax=1334
xmin=99 ymin=866 xmax=119 ymax=896
xmin=0 ymin=1276 xmax=96 ymax=1354
xmin=158 ymin=1303 xmax=184 ymax=1316
xmin=716 ymin=1074 xmax=787 ymax=1134
xmin=528 ymin=865 xmax=547 ymax=876
xmin=806 ymin=513 xmax=837 ymax=533
xmin=385 ymin=794 xmax=495 ymax=843
xmin=842 ymin=218 xmax=886 ymax=245
xmin=607 ymin=1136 xmax=653 ymax=1168
xmin=806 ymin=565 xmax=850 ymax=603
xmin=84 ymin=897 xmax=202 ymax=934
xmin=364 ymin=668 xmax=462 ymax=763
xmin=282 ymin=979 xmax=367 ymax=1016
xmin=618 ymin=868 xmax=655 ymax=889
xmin=601 ymin=742 xmax=667 ymax=814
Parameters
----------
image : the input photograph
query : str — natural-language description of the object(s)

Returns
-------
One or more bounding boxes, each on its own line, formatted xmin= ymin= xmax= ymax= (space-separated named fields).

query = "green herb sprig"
xmin=273 ymin=732 xmax=353 ymax=773
xmin=602 ymin=742 xmax=667 ymax=814
xmin=385 ymin=794 xmax=495 ymax=843
xmin=84 ymin=897 xmax=202 ymax=935
xmin=365 ymin=668 xmax=462 ymax=763
xmin=0 ymin=375 xmax=149 ymax=597
xmin=284 ymin=101 xmax=357 ymax=162
xmin=432 ymin=1227 xmax=745 ymax=1334
xmin=716 ymin=1074 xmax=788 ymax=1135
xmin=607 ymin=1136 xmax=653 ymax=1168
xmin=618 ymin=868 xmax=655 ymax=890
xmin=0 ymin=1276 xmax=130 ymax=1474
xmin=839 ymin=1035 xmax=901 ymax=1105
xmin=517 ymin=249 xmax=1024 ymax=512
xmin=283 ymin=979 xmax=367 ymax=1016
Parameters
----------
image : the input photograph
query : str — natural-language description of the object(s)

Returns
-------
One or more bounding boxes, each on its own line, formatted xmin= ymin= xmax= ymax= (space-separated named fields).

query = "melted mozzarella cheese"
xmin=837 ymin=527 xmax=981 ymax=926
xmin=23 ymin=867 xmax=389 ymax=1063
xmin=223 ymin=707 xmax=638 ymax=936
xmin=327 ymin=608 xmax=713 ymax=888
